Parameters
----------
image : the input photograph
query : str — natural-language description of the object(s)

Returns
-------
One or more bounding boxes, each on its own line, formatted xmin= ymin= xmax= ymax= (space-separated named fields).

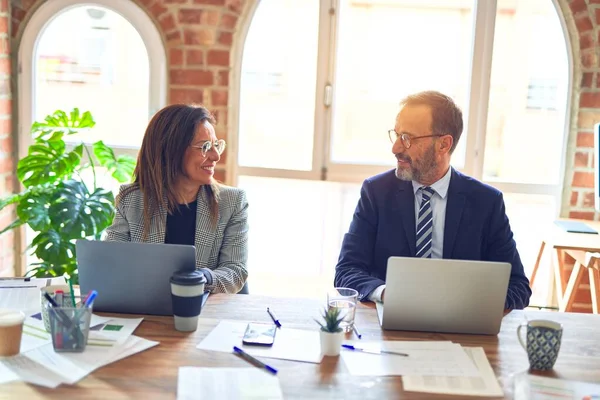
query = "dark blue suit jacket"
xmin=334 ymin=168 xmax=531 ymax=310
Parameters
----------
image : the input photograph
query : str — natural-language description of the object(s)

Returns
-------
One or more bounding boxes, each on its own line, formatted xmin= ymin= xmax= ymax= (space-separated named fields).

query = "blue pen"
xmin=342 ymin=344 xmax=409 ymax=357
xmin=233 ymin=346 xmax=278 ymax=374
xmin=83 ymin=290 xmax=97 ymax=308
xmin=266 ymin=307 xmax=282 ymax=328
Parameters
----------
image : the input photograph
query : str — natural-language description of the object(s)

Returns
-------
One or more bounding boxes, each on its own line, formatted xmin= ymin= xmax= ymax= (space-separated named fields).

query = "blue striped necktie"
xmin=416 ymin=187 xmax=435 ymax=258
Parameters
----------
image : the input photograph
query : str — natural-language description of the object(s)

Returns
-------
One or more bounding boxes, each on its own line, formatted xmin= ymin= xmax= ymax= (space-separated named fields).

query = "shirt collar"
xmin=411 ymin=166 xmax=452 ymax=199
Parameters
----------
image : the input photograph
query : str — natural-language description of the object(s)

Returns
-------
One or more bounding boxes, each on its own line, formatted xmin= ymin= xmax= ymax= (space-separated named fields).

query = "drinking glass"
xmin=327 ymin=287 xmax=358 ymax=333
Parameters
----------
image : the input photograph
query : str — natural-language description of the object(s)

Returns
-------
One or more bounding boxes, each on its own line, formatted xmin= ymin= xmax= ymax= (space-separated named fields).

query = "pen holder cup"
xmin=40 ymin=285 xmax=76 ymax=332
xmin=47 ymin=304 xmax=92 ymax=353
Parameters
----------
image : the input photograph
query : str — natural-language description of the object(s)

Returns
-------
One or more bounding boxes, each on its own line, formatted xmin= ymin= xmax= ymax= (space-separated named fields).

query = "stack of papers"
xmin=1 ymin=316 xmax=157 ymax=388
xmin=177 ymin=367 xmax=283 ymax=400
xmin=340 ymin=340 xmax=503 ymax=397
xmin=514 ymin=374 xmax=600 ymax=400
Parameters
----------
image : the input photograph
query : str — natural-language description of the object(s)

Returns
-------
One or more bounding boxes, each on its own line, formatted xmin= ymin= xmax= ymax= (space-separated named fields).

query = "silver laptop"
xmin=77 ymin=239 xmax=197 ymax=316
xmin=376 ymin=257 xmax=511 ymax=335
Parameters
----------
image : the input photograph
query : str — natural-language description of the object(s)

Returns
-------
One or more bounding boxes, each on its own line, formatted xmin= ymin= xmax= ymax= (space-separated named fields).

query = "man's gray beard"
xmin=395 ymin=166 xmax=413 ymax=181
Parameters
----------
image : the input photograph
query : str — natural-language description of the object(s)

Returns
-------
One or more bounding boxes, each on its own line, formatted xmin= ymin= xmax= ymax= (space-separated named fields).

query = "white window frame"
xmin=16 ymin=0 xmax=167 ymax=273
xmin=231 ymin=0 xmax=573 ymax=205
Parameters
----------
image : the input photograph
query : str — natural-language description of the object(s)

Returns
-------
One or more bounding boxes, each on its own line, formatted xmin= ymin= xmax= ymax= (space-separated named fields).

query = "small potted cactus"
xmin=315 ymin=307 xmax=345 ymax=356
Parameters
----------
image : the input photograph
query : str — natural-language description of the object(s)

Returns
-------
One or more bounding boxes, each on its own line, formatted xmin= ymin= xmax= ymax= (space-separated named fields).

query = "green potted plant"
xmin=315 ymin=307 xmax=345 ymax=356
xmin=0 ymin=108 xmax=136 ymax=283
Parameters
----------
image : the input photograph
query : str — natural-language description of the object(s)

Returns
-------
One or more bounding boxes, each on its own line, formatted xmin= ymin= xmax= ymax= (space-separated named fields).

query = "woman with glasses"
xmin=105 ymin=104 xmax=248 ymax=294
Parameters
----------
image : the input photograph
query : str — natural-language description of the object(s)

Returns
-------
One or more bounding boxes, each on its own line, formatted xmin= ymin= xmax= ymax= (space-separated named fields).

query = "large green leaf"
xmin=92 ymin=141 xmax=136 ymax=183
xmin=30 ymin=230 xmax=76 ymax=266
xmin=17 ymin=188 xmax=55 ymax=232
xmin=49 ymin=180 xmax=115 ymax=239
xmin=26 ymin=260 xmax=78 ymax=282
xmin=31 ymin=109 xmax=95 ymax=140
xmin=17 ymin=142 xmax=83 ymax=187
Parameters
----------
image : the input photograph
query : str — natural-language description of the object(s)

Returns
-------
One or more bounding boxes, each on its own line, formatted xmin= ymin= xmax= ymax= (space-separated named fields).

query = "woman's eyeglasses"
xmin=190 ymin=139 xmax=226 ymax=156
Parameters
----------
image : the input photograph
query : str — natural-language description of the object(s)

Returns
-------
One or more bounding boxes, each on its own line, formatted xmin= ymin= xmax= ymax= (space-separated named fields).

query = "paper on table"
xmin=2 ymin=335 xmax=159 ymax=388
xmin=514 ymin=374 xmax=600 ymax=400
xmin=87 ymin=317 xmax=143 ymax=345
xmin=21 ymin=317 xmax=52 ymax=353
xmin=197 ymin=321 xmax=323 ymax=363
xmin=402 ymin=347 xmax=504 ymax=397
xmin=177 ymin=367 xmax=283 ymax=400
xmin=0 ymin=287 xmax=39 ymax=315
xmin=341 ymin=340 xmax=480 ymax=377
xmin=0 ymin=363 xmax=20 ymax=386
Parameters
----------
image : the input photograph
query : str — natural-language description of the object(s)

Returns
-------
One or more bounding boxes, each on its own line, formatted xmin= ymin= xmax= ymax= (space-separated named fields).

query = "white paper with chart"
xmin=340 ymin=340 xmax=480 ymax=377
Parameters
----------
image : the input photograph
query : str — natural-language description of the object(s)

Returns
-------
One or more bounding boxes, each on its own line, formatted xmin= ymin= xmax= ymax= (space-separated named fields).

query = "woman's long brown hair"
xmin=118 ymin=104 xmax=220 ymax=240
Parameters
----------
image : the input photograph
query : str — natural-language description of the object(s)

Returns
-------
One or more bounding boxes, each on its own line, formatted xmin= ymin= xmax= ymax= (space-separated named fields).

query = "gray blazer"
xmin=104 ymin=183 xmax=249 ymax=294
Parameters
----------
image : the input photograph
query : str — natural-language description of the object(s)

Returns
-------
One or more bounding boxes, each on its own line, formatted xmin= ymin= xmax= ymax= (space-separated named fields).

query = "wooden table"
xmin=5 ymin=295 xmax=600 ymax=399
xmin=531 ymin=220 xmax=600 ymax=311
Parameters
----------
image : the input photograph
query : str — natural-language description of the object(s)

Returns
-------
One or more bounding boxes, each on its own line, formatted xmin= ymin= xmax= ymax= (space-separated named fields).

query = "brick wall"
xmin=0 ymin=0 xmax=14 ymax=277
xmin=565 ymin=0 xmax=600 ymax=219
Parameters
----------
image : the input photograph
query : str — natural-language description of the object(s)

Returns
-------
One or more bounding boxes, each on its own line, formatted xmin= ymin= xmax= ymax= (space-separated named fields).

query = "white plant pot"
xmin=320 ymin=330 xmax=344 ymax=356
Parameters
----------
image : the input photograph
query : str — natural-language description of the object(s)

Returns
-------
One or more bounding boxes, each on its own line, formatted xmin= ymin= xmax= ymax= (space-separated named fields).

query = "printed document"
xmin=402 ymin=347 xmax=504 ymax=396
xmin=340 ymin=340 xmax=479 ymax=377
xmin=178 ymin=367 xmax=283 ymax=400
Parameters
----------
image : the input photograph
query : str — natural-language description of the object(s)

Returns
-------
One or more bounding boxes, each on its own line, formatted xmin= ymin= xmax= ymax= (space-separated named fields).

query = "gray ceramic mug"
xmin=517 ymin=319 xmax=562 ymax=370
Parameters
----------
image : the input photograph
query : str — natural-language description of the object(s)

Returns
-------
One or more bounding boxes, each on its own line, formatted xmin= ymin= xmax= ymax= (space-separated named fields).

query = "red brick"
xmin=184 ymin=29 xmax=216 ymax=45
xmin=148 ymin=2 xmax=167 ymax=18
xmin=159 ymin=13 xmax=176 ymax=32
xmin=0 ymin=0 xmax=7 ymax=13
xmin=0 ymin=118 xmax=10 ymax=135
xmin=583 ymin=191 xmax=596 ymax=207
xmin=202 ymin=10 xmax=221 ymax=26
xmin=226 ymin=0 xmax=243 ymax=14
xmin=0 ymin=157 xmax=13 ymax=174
xmin=580 ymin=92 xmax=600 ymax=108
xmin=0 ymin=136 xmax=12 ymax=155
xmin=571 ymin=191 xmax=579 ymax=206
xmin=170 ymin=48 xmax=183 ymax=66
xmin=170 ymin=69 xmax=214 ymax=86
xmin=583 ymin=72 xmax=594 ymax=88
xmin=577 ymin=132 xmax=595 ymax=147
xmin=590 ymin=0 xmax=600 ymax=3
xmin=218 ymin=31 xmax=233 ymax=46
xmin=0 ymin=98 xmax=10 ymax=114
xmin=0 ymin=38 xmax=8 ymax=55
xmin=137 ymin=0 xmax=155 ymax=7
xmin=575 ymin=15 xmax=594 ymax=33
xmin=596 ymin=8 xmax=600 ymax=25
xmin=220 ymin=14 xmax=238 ymax=30
xmin=582 ymin=51 xmax=598 ymax=68
xmin=218 ymin=70 xmax=229 ymax=86
xmin=575 ymin=151 xmax=590 ymax=167
xmin=0 ymin=58 xmax=10 ymax=75
xmin=581 ymin=32 xmax=594 ymax=50
xmin=165 ymin=0 xmax=186 ymax=3
xmin=193 ymin=0 xmax=226 ymax=5
xmin=211 ymin=90 xmax=228 ymax=106
xmin=11 ymin=7 xmax=25 ymax=22
xmin=569 ymin=211 xmax=596 ymax=220
xmin=4 ymin=174 xmax=13 ymax=192
xmin=186 ymin=49 xmax=204 ymax=66
xmin=207 ymin=50 xmax=229 ymax=66
xmin=212 ymin=109 xmax=227 ymax=124
xmin=179 ymin=9 xmax=203 ymax=24
xmin=573 ymin=171 xmax=595 ymax=188
xmin=0 ymin=16 xmax=8 ymax=33
xmin=571 ymin=0 xmax=588 ymax=13
xmin=170 ymin=88 xmax=204 ymax=104
xmin=166 ymin=31 xmax=182 ymax=44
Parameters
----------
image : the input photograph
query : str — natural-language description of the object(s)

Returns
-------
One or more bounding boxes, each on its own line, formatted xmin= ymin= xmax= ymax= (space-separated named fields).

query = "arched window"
xmin=235 ymin=0 xmax=570 ymax=300
xmin=18 ymin=0 xmax=167 ymax=269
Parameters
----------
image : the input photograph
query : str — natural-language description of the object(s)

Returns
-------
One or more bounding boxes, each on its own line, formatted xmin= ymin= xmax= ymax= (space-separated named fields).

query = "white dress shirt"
xmin=369 ymin=167 xmax=453 ymax=302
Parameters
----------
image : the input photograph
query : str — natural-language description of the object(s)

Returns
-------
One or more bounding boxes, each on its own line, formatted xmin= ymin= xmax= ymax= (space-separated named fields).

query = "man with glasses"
xmin=334 ymin=91 xmax=531 ymax=310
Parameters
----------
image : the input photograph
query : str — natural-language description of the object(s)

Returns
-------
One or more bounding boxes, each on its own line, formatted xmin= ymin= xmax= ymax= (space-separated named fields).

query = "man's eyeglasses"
xmin=190 ymin=139 xmax=226 ymax=156
xmin=387 ymin=129 xmax=442 ymax=149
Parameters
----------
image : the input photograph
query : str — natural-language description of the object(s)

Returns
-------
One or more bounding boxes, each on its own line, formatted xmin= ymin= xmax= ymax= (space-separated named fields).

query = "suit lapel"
xmin=394 ymin=180 xmax=417 ymax=256
xmin=443 ymin=169 xmax=466 ymax=258
xmin=150 ymin=201 xmax=168 ymax=244
xmin=194 ymin=186 xmax=217 ymax=267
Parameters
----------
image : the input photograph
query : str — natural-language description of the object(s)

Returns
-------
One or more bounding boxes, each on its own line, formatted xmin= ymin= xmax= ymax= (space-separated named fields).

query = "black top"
xmin=165 ymin=201 xmax=197 ymax=246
